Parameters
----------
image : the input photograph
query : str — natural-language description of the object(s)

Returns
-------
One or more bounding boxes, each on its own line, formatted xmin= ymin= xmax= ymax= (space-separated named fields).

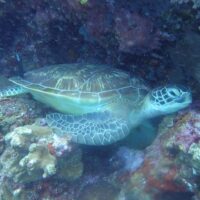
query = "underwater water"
xmin=0 ymin=0 xmax=200 ymax=200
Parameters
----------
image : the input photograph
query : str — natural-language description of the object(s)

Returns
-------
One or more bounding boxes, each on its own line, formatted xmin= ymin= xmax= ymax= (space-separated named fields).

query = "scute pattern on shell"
xmin=21 ymin=63 xmax=148 ymax=104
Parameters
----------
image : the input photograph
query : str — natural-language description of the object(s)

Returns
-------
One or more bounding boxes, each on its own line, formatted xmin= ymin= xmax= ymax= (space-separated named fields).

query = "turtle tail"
xmin=0 ymin=86 xmax=27 ymax=98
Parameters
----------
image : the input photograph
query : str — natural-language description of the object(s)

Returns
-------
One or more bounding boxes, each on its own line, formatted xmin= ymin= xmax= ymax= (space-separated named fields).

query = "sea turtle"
xmin=0 ymin=63 xmax=192 ymax=145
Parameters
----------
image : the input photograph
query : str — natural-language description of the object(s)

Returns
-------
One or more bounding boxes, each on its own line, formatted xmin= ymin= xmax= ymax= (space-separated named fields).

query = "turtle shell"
xmin=10 ymin=63 xmax=149 ymax=114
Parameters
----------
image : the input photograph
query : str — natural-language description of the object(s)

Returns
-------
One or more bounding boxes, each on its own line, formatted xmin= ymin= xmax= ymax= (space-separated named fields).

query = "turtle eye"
xmin=168 ymin=88 xmax=180 ymax=97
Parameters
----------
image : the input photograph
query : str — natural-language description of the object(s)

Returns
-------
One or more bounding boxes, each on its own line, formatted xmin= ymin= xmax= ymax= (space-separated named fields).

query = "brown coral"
xmin=1 ymin=123 xmax=83 ymax=183
xmin=114 ymin=9 xmax=161 ymax=54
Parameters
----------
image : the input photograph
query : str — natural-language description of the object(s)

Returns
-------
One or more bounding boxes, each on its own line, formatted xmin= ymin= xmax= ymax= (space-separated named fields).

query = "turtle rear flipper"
xmin=46 ymin=112 xmax=129 ymax=145
xmin=0 ymin=86 xmax=27 ymax=98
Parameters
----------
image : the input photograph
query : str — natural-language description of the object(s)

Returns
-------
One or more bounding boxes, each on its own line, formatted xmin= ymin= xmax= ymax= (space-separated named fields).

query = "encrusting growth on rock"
xmin=0 ymin=122 xmax=83 ymax=183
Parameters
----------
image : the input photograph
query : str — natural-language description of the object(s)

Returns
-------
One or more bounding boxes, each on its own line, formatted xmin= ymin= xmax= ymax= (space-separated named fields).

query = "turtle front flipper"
xmin=0 ymin=86 xmax=27 ymax=98
xmin=46 ymin=112 xmax=129 ymax=145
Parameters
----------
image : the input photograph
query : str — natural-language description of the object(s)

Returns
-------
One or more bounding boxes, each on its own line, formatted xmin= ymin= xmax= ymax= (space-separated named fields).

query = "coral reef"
xmin=111 ymin=106 xmax=200 ymax=200
xmin=0 ymin=0 xmax=176 ymax=85
xmin=0 ymin=96 xmax=43 ymax=134
xmin=110 ymin=146 xmax=144 ymax=173
xmin=78 ymin=180 xmax=120 ymax=200
xmin=19 ymin=142 xmax=57 ymax=179
xmin=0 ymin=174 xmax=121 ymax=200
xmin=0 ymin=122 xmax=83 ymax=184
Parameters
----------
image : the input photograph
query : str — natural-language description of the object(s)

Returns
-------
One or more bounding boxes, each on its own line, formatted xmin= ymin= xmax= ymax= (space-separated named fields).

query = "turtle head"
xmin=128 ymin=85 xmax=191 ymax=128
xmin=147 ymin=85 xmax=192 ymax=117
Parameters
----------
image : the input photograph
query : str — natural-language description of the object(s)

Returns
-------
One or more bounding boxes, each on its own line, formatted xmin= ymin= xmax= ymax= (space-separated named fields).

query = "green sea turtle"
xmin=0 ymin=63 xmax=192 ymax=145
